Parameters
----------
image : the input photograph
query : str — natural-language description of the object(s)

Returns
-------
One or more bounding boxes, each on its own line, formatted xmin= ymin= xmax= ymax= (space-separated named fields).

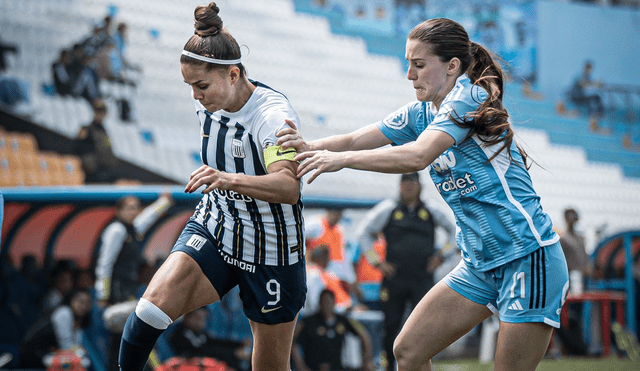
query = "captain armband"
xmin=263 ymin=145 xmax=297 ymax=172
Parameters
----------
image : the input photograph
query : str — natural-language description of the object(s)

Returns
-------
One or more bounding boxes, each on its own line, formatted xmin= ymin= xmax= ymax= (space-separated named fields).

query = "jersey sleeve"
xmin=375 ymin=101 xmax=424 ymax=145
xmin=426 ymin=84 xmax=488 ymax=145
xmin=255 ymin=98 xmax=301 ymax=151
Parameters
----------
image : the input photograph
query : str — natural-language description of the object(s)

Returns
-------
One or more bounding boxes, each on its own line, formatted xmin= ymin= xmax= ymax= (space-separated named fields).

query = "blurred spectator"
xmin=74 ymin=268 xmax=96 ymax=292
xmin=566 ymin=60 xmax=606 ymax=131
xmin=52 ymin=49 xmax=75 ymax=97
xmin=74 ymin=99 xmax=118 ymax=184
xmin=292 ymin=289 xmax=375 ymax=371
xmin=19 ymin=289 xmax=92 ymax=369
xmin=168 ymin=307 xmax=251 ymax=371
xmin=554 ymin=207 xmax=593 ymax=356
xmin=94 ymin=193 xmax=172 ymax=371
xmin=0 ymin=39 xmax=31 ymax=116
xmin=0 ymin=36 xmax=18 ymax=73
xmin=108 ymin=22 xmax=141 ymax=85
xmin=305 ymin=208 xmax=356 ymax=295
xmin=355 ymin=172 xmax=455 ymax=371
xmin=42 ymin=260 xmax=77 ymax=315
xmin=68 ymin=43 xmax=102 ymax=104
xmin=560 ymin=208 xmax=593 ymax=279
xmin=302 ymin=245 xmax=353 ymax=317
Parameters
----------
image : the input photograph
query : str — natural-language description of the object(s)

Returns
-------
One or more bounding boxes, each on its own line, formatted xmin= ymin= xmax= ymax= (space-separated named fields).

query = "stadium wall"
xmin=0 ymin=186 xmax=380 ymax=271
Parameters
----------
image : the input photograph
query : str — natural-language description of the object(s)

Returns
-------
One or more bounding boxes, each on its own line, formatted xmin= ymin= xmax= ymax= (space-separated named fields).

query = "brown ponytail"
xmin=180 ymin=2 xmax=245 ymax=76
xmin=409 ymin=19 xmax=528 ymax=167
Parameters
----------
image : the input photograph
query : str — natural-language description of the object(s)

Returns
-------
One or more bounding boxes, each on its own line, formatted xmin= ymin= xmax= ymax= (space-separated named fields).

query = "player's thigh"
xmin=249 ymin=317 xmax=298 ymax=371
xmin=494 ymin=321 xmax=553 ymax=371
xmin=394 ymin=280 xmax=492 ymax=363
xmin=142 ymin=251 xmax=219 ymax=320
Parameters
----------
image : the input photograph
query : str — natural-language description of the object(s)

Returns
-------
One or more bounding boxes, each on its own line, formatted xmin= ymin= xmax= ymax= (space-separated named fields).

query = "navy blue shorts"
xmin=171 ymin=220 xmax=307 ymax=324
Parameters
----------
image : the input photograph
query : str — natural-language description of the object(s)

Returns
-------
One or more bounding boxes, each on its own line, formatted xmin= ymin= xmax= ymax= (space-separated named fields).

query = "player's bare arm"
xmin=184 ymin=159 xmax=300 ymax=205
xmin=295 ymin=129 xmax=455 ymax=183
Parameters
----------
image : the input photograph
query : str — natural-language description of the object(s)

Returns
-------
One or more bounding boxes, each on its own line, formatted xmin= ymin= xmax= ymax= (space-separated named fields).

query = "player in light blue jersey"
xmin=118 ymin=3 xmax=305 ymax=371
xmin=277 ymin=18 xmax=568 ymax=371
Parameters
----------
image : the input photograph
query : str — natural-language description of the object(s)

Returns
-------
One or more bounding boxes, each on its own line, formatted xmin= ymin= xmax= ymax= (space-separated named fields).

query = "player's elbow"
xmin=281 ymin=189 xmax=301 ymax=205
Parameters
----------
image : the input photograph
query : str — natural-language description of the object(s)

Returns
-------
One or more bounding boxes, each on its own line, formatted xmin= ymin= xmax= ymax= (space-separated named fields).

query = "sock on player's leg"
xmin=118 ymin=299 xmax=173 ymax=371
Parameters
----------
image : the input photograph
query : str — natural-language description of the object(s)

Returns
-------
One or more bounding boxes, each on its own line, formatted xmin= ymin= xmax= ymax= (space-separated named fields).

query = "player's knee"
xmin=134 ymin=298 xmax=173 ymax=330
xmin=393 ymin=336 xmax=426 ymax=370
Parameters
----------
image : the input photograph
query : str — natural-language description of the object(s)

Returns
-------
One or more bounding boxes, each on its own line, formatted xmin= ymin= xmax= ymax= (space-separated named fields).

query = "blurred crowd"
xmin=50 ymin=13 xmax=140 ymax=122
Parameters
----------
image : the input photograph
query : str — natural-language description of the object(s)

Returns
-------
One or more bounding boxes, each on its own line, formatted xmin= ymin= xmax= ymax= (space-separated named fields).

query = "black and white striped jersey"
xmin=191 ymin=81 xmax=304 ymax=266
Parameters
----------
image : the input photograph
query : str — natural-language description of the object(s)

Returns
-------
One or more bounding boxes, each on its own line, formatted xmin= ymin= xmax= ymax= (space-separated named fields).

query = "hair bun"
xmin=194 ymin=2 xmax=223 ymax=37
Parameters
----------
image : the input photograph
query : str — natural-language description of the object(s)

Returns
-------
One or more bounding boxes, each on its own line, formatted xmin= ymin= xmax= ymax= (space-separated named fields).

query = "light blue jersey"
xmin=377 ymin=74 xmax=559 ymax=272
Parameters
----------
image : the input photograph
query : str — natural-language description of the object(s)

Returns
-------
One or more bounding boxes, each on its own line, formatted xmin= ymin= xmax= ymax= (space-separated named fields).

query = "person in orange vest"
xmin=305 ymin=207 xmax=356 ymax=296
xmin=302 ymin=246 xmax=353 ymax=317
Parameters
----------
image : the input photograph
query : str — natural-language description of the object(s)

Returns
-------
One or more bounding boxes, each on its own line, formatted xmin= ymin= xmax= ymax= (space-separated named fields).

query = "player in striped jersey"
xmin=118 ymin=3 xmax=305 ymax=371
xmin=277 ymin=18 xmax=568 ymax=371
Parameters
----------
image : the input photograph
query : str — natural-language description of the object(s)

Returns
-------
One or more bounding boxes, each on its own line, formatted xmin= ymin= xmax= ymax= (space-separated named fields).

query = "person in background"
xmin=52 ymin=49 xmax=75 ymax=97
xmin=0 ymin=36 xmax=18 ymax=73
xmin=74 ymin=99 xmax=118 ymax=184
xmin=305 ymin=207 xmax=356 ymax=296
xmin=168 ymin=307 xmax=251 ymax=370
xmin=554 ymin=207 xmax=594 ymax=356
xmin=567 ymin=60 xmax=605 ymax=132
xmin=355 ymin=172 xmax=455 ymax=370
xmin=302 ymin=246 xmax=353 ymax=317
xmin=94 ymin=193 xmax=173 ymax=371
xmin=41 ymin=260 xmax=77 ymax=315
xmin=20 ymin=289 xmax=93 ymax=369
xmin=292 ymin=289 xmax=375 ymax=371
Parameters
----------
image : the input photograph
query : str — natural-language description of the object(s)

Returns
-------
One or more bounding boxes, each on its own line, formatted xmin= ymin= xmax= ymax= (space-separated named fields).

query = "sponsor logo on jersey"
xmin=219 ymin=249 xmax=256 ymax=273
xmin=434 ymin=172 xmax=478 ymax=196
xmin=260 ymin=305 xmax=282 ymax=314
xmin=215 ymin=189 xmax=254 ymax=202
xmin=232 ymin=139 xmax=245 ymax=158
xmin=186 ymin=235 xmax=207 ymax=251
xmin=429 ymin=152 xmax=457 ymax=172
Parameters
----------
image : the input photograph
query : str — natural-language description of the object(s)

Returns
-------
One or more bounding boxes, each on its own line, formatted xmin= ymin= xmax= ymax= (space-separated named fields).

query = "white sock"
xmin=135 ymin=298 xmax=173 ymax=330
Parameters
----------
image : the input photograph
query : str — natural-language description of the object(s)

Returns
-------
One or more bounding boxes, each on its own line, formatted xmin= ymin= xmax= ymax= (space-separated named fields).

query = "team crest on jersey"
xmin=232 ymin=139 xmax=245 ymax=158
xmin=382 ymin=107 xmax=408 ymax=129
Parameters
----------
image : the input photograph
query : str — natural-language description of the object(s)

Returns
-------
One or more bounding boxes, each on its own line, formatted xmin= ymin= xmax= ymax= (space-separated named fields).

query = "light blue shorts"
xmin=443 ymin=242 xmax=569 ymax=328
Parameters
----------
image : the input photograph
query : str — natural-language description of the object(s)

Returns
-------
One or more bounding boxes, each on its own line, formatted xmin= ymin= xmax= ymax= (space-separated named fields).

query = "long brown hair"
xmin=408 ymin=18 xmax=528 ymax=166
xmin=180 ymin=2 xmax=245 ymax=77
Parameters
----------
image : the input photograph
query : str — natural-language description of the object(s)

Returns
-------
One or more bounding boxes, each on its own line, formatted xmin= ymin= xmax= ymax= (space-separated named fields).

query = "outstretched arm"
xmin=295 ymin=129 xmax=455 ymax=183
xmin=276 ymin=120 xmax=392 ymax=153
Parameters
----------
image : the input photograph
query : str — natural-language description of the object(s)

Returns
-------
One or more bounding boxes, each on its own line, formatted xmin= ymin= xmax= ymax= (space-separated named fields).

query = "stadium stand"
xmin=3 ymin=0 xmax=638 ymax=236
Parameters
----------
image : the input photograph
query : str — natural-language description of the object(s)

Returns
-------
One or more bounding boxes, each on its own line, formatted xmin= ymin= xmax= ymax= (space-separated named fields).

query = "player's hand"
xmin=294 ymin=150 xmax=346 ymax=183
xmin=276 ymin=119 xmax=311 ymax=153
xmin=184 ymin=165 xmax=230 ymax=194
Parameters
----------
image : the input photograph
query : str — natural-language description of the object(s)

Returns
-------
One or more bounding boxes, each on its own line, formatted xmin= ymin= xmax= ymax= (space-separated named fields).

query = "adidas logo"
xmin=508 ymin=300 xmax=524 ymax=311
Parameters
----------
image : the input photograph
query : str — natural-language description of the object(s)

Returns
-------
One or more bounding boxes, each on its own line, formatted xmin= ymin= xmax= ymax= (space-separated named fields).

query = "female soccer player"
xmin=118 ymin=3 xmax=306 ymax=371
xmin=277 ymin=18 xmax=569 ymax=371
